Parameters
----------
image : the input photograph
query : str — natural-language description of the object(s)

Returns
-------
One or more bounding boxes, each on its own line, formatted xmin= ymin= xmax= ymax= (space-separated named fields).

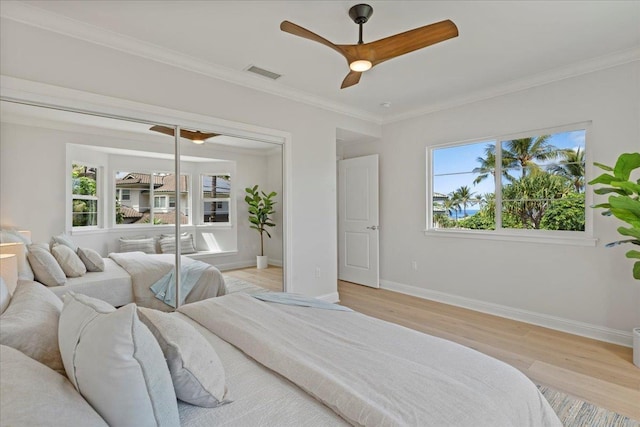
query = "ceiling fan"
xmin=280 ymin=3 xmax=458 ymax=89
xmin=149 ymin=125 xmax=219 ymax=145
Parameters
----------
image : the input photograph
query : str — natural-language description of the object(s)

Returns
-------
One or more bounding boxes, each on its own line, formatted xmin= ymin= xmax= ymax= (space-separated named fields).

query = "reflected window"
xmin=202 ymin=174 xmax=231 ymax=224
xmin=72 ymin=163 xmax=99 ymax=228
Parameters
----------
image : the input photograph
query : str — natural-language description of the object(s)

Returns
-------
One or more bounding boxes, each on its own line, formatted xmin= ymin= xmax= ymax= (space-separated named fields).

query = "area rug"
xmin=222 ymin=275 xmax=270 ymax=295
xmin=538 ymin=385 xmax=639 ymax=427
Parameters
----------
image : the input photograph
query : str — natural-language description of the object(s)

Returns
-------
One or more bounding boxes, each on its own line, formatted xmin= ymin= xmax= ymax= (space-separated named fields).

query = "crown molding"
xmin=0 ymin=1 xmax=383 ymax=125
xmin=383 ymin=46 xmax=640 ymax=125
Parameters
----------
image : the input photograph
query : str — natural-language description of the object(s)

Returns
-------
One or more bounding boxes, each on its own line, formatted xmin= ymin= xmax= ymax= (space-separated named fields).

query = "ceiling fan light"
xmin=192 ymin=139 xmax=205 ymax=145
xmin=349 ymin=60 xmax=372 ymax=72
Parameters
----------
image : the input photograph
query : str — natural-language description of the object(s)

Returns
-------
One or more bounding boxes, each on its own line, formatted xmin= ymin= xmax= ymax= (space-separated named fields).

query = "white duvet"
xmin=179 ymin=293 xmax=562 ymax=427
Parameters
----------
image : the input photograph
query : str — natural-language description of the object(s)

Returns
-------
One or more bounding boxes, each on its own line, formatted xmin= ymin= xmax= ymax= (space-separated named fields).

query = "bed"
xmin=0 ymin=281 xmax=562 ymax=426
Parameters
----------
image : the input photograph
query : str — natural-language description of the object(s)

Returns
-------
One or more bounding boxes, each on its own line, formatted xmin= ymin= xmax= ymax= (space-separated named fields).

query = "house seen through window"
xmin=430 ymin=126 xmax=587 ymax=233
xmin=115 ymin=171 xmax=190 ymax=225
xmin=72 ymin=163 xmax=99 ymax=227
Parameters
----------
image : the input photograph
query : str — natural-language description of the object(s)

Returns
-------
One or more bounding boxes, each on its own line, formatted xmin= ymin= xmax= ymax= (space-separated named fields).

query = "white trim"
xmin=215 ymin=260 xmax=260 ymax=271
xmin=2 ymin=2 xmax=639 ymax=126
xmin=380 ymin=279 xmax=633 ymax=347
xmin=315 ymin=291 xmax=340 ymax=304
xmin=423 ymin=229 xmax=597 ymax=247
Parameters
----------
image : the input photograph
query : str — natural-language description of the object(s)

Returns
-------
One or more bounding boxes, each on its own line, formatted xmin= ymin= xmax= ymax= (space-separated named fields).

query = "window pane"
xmin=500 ymin=130 xmax=585 ymax=231
xmin=72 ymin=199 xmax=98 ymax=227
xmin=115 ymin=171 xmax=151 ymax=224
xmin=72 ymin=164 xmax=97 ymax=196
xmin=203 ymin=201 xmax=229 ymax=223
xmin=432 ymin=141 xmax=496 ymax=230
xmin=203 ymin=175 xmax=231 ymax=199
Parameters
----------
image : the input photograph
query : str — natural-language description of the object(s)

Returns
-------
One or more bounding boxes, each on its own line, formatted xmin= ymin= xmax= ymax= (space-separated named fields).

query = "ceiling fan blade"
xmin=150 ymin=125 xmax=218 ymax=141
xmin=280 ymin=21 xmax=352 ymax=61
xmin=341 ymin=71 xmax=362 ymax=89
xmin=367 ymin=19 xmax=458 ymax=66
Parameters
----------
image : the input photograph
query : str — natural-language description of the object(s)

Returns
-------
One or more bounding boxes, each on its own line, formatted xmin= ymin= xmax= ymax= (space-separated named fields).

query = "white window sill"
xmin=423 ymin=228 xmax=598 ymax=247
xmin=196 ymin=223 xmax=233 ymax=229
xmin=186 ymin=250 xmax=238 ymax=259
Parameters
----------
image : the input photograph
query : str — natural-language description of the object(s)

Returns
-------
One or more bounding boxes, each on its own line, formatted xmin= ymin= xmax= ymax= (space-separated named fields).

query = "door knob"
xmin=366 ymin=225 xmax=379 ymax=230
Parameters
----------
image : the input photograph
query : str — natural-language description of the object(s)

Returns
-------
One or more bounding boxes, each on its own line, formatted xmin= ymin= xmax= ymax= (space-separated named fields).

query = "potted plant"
xmin=588 ymin=152 xmax=640 ymax=368
xmin=244 ymin=185 xmax=277 ymax=269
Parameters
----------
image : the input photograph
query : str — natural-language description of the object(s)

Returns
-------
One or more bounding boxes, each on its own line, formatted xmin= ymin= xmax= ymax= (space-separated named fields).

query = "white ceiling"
xmin=3 ymin=1 xmax=640 ymax=122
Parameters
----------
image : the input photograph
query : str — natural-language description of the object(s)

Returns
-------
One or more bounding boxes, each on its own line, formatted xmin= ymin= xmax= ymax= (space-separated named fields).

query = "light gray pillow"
xmin=51 ymin=244 xmax=87 ymax=278
xmin=0 ymin=277 xmax=10 ymax=314
xmin=138 ymin=307 xmax=230 ymax=407
xmin=50 ymin=233 xmax=78 ymax=252
xmin=59 ymin=293 xmax=179 ymax=426
xmin=0 ymin=345 xmax=107 ymax=426
xmin=159 ymin=234 xmax=197 ymax=254
xmin=0 ymin=281 xmax=65 ymax=374
xmin=119 ymin=237 xmax=156 ymax=254
xmin=77 ymin=247 xmax=105 ymax=272
xmin=27 ymin=244 xmax=67 ymax=286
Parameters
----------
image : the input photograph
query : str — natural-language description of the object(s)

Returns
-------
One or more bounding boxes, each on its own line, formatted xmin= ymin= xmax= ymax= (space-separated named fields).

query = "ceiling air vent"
xmin=245 ymin=65 xmax=282 ymax=80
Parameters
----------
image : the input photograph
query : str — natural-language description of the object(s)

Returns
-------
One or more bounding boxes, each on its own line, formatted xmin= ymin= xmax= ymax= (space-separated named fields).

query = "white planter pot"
xmin=256 ymin=255 xmax=268 ymax=269
xmin=633 ymin=327 xmax=640 ymax=368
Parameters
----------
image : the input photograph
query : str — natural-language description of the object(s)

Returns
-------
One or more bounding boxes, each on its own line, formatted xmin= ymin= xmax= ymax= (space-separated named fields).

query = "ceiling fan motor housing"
xmin=349 ymin=4 xmax=373 ymax=24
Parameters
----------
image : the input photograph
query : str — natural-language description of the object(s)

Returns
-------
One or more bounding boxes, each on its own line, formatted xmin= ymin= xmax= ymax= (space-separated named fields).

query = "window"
xmin=115 ymin=171 xmax=190 ymax=225
xmin=202 ymin=174 xmax=231 ymax=224
xmin=429 ymin=125 xmax=587 ymax=235
xmin=72 ymin=163 xmax=99 ymax=227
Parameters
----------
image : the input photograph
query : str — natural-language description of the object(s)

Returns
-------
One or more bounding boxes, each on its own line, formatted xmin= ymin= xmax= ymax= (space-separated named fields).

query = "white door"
xmin=338 ymin=154 xmax=379 ymax=288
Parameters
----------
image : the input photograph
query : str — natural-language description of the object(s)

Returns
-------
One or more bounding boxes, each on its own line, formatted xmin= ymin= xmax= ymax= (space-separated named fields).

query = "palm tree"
xmin=452 ymin=186 xmax=475 ymax=217
xmin=472 ymin=143 xmax=516 ymax=185
xmin=446 ymin=193 xmax=461 ymax=221
xmin=502 ymin=135 xmax=560 ymax=177
xmin=547 ymin=147 xmax=585 ymax=192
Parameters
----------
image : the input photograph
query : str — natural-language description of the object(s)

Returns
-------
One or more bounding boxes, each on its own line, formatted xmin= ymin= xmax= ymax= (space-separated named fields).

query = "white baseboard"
xmin=380 ymin=280 xmax=633 ymax=348
xmin=316 ymin=291 xmax=340 ymax=303
xmin=216 ymin=260 xmax=256 ymax=271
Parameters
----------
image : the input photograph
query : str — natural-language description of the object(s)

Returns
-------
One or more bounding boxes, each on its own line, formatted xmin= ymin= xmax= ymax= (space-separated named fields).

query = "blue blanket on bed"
xmin=150 ymin=260 xmax=211 ymax=308
xmin=252 ymin=292 xmax=353 ymax=312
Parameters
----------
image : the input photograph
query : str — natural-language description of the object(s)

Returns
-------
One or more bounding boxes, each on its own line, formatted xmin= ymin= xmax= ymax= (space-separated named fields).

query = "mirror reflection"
xmin=0 ymin=100 xmax=284 ymax=312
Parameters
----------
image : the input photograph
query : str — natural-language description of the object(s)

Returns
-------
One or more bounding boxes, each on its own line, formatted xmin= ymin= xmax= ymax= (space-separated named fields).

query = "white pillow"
xmin=77 ymin=247 xmax=105 ymax=272
xmin=51 ymin=244 xmax=87 ymax=278
xmin=119 ymin=237 xmax=156 ymax=254
xmin=0 ymin=345 xmax=107 ymax=427
xmin=50 ymin=233 xmax=78 ymax=252
xmin=0 ymin=277 xmax=10 ymax=314
xmin=0 ymin=281 xmax=65 ymax=374
xmin=59 ymin=293 xmax=179 ymax=426
xmin=27 ymin=244 xmax=67 ymax=286
xmin=138 ymin=307 xmax=230 ymax=407
xmin=159 ymin=234 xmax=197 ymax=254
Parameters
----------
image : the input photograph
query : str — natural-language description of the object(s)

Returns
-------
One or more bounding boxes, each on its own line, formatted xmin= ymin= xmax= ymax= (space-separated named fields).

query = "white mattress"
xmin=172 ymin=312 xmax=348 ymax=427
xmin=49 ymin=258 xmax=133 ymax=306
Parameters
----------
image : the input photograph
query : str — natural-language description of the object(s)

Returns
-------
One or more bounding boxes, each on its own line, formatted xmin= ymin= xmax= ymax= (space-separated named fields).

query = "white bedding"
xmin=178 ymin=294 xmax=562 ymax=427
xmin=172 ymin=312 xmax=349 ymax=426
xmin=49 ymin=258 xmax=132 ymax=306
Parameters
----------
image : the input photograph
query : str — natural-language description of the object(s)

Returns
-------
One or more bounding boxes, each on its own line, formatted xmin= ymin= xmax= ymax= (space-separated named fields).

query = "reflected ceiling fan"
xmin=149 ymin=125 xmax=219 ymax=145
xmin=280 ymin=3 xmax=458 ymax=89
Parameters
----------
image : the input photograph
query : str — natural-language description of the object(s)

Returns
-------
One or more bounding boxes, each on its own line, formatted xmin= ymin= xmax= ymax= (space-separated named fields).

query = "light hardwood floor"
xmin=224 ymin=267 xmax=640 ymax=420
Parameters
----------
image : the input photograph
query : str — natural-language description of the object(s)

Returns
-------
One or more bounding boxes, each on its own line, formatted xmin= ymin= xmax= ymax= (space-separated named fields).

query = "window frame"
xmin=201 ymin=173 xmax=232 ymax=226
xmin=425 ymin=122 xmax=596 ymax=246
xmin=71 ymin=162 xmax=101 ymax=230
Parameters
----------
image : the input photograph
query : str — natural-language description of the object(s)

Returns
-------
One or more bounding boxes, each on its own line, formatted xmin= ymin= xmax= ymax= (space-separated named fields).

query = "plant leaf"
xmin=634 ymin=261 xmax=640 ymax=280
xmin=588 ymin=173 xmax=615 ymax=185
xmin=609 ymin=195 xmax=640 ymax=219
xmin=593 ymin=162 xmax=613 ymax=172
xmin=610 ymin=181 xmax=640 ymax=195
xmin=626 ymin=249 xmax=640 ymax=259
xmin=618 ymin=226 xmax=640 ymax=240
xmin=594 ymin=188 xmax=627 ymax=196
xmin=604 ymin=239 xmax=639 ymax=247
xmin=613 ymin=152 xmax=640 ymax=181
xmin=591 ymin=203 xmax=611 ymax=209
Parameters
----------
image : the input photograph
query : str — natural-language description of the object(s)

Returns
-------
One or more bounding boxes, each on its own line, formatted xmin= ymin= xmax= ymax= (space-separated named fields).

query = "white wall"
xmin=342 ymin=62 xmax=640 ymax=343
xmin=0 ymin=18 xmax=380 ymax=298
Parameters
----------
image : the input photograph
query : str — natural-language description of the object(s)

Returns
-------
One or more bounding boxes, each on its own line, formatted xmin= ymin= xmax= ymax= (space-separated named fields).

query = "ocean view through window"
xmin=429 ymin=124 xmax=587 ymax=235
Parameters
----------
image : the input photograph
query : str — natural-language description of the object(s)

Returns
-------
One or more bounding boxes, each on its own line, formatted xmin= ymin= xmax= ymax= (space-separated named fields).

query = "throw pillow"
xmin=51 ymin=244 xmax=87 ymax=278
xmin=159 ymin=234 xmax=197 ymax=254
xmin=119 ymin=237 xmax=156 ymax=254
xmin=58 ymin=293 xmax=179 ymax=426
xmin=0 ymin=281 xmax=65 ymax=373
xmin=50 ymin=233 xmax=78 ymax=252
xmin=138 ymin=307 xmax=230 ymax=407
xmin=0 ymin=277 xmax=10 ymax=314
xmin=0 ymin=345 xmax=107 ymax=427
xmin=77 ymin=247 xmax=105 ymax=272
xmin=27 ymin=244 xmax=67 ymax=286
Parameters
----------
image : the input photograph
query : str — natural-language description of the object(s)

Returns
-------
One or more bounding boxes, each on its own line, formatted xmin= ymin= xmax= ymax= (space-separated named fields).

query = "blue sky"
xmin=432 ymin=130 xmax=586 ymax=197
